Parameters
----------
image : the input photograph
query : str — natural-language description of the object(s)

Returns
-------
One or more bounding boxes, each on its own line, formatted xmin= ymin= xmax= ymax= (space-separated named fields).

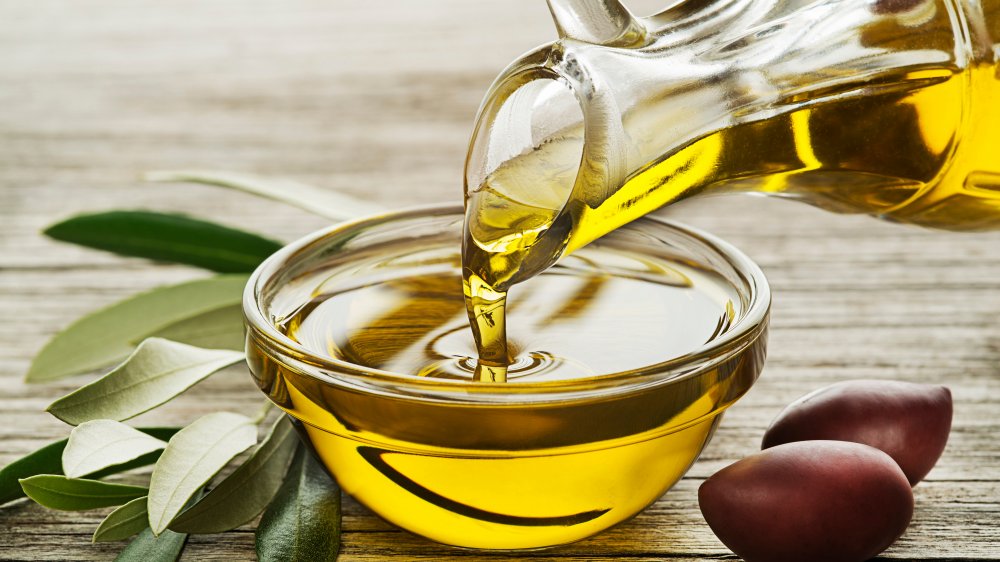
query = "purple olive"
xmin=762 ymin=380 xmax=952 ymax=485
xmin=699 ymin=441 xmax=914 ymax=562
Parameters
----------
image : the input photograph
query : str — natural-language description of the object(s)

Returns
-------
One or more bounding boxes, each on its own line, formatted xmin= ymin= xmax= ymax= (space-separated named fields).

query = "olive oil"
xmin=283 ymin=246 xmax=738 ymax=382
xmin=251 ymin=220 xmax=767 ymax=549
xmin=463 ymin=63 xmax=1000 ymax=377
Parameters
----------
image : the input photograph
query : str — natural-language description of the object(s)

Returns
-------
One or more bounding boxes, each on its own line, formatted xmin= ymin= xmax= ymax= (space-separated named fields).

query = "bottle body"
xmin=463 ymin=0 xmax=1000 ymax=291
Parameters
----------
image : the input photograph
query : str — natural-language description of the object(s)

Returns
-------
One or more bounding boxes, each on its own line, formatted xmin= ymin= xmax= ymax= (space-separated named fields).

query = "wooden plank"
xmin=1 ymin=0 xmax=998 ymax=560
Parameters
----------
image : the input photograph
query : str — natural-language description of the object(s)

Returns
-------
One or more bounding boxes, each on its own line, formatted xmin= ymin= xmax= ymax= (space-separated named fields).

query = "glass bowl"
xmin=243 ymin=205 xmax=769 ymax=550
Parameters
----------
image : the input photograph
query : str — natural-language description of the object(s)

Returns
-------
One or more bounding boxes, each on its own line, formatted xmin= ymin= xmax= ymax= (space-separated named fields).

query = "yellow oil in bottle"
xmin=253 ymin=231 xmax=765 ymax=549
xmin=463 ymin=62 xmax=1000 ymax=375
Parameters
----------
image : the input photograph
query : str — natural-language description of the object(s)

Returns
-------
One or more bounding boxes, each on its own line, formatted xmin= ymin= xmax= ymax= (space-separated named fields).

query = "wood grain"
xmin=1 ymin=0 xmax=998 ymax=560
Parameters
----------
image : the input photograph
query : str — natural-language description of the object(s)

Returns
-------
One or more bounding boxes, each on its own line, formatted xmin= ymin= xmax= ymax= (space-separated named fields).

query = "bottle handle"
xmin=545 ymin=0 xmax=648 ymax=46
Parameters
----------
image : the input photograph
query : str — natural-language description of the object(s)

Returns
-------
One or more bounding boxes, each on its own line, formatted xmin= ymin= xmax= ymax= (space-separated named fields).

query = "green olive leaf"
xmin=0 ymin=440 xmax=65 ymax=506
xmin=19 ymin=475 xmax=147 ymax=511
xmin=112 ymin=491 xmax=203 ymax=557
xmin=63 ymin=421 xmax=168 ymax=478
xmin=169 ymin=416 xmax=298 ymax=534
xmin=47 ymin=338 xmax=245 ymax=425
xmin=44 ymin=210 xmax=282 ymax=273
xmin=114 ymin=527 xmax=188 ymax=562
xmin=0 ymin=428 xmax=178 ymax=506
xmin=255 ymin=446 xmax=341 ymax=562
xmin=144 ymin=170 xmax=381 ymax=220
xmin=26 ymin=275 xmax=248 ymax=383
xmin=94 ymin=496 xmax=150 ymax=542
xmin=147 ymin=412 xmax=257 ymax=536
xmin=139 ymin=304 xmax=244 ymax=351
xmin=83 ymin=428 xmax=179 ymax=480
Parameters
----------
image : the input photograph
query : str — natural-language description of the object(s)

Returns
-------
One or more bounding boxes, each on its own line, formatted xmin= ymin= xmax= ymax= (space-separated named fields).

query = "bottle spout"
xmin=545 ymin=0 xmax=647 ymax=47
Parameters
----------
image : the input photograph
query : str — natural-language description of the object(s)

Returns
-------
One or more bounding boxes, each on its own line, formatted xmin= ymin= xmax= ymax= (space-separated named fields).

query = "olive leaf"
xmin=45 ymin=210 xmax=282 ymax=273
xmin=114 ymin=527 xmax=188 ymax=562
xmin=255 ymin=447 xmax=341 ymax=562
xmin=0 ymin=428 xmax=178 ymax=506
xmin=63 ymin=421 xmax=168 ymax=478
xmin=19 ymin=475 xmax=146 ymax=511
xmin=26 ymin=274 xmax=248 ymax=383
xmin=145 ymin=170 xmax=381 ymax=220
xmin=147 ymin=412 xmax=258 ymax=535
xmin=94 ymin=496 xmax=150 ymax=542
xmin=0 ymin=440 xmax=65 ymax=506
xmin=170 ymin=416 xmax=298 ymax=534
xmin=47 ymin=338 xmax=245 ymax=425
xmin=111 ymin=491 xmax=204 ymax=556
xmin=140 ymin=304 xmax=244 ymax=351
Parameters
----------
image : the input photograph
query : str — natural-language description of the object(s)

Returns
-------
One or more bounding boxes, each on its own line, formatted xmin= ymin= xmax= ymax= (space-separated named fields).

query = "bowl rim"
xmin=243 ymin=203 xmax=770 ymax=399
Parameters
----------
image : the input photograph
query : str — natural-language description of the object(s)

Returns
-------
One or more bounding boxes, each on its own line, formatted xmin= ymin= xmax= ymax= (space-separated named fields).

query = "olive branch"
xmin=0 ymin=172 xmax=377 ymax=561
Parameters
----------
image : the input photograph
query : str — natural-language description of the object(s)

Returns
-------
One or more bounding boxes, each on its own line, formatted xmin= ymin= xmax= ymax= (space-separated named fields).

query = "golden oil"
xmin=284 ymin=250 xmax=737 ymax=382
xmin=248 ymin=222 xmax=766 ymax=549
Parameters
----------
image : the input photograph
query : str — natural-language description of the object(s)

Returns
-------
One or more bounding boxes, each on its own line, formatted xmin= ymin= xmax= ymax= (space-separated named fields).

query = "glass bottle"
xmin=463 ymin=0 xmax=1000 ymax=290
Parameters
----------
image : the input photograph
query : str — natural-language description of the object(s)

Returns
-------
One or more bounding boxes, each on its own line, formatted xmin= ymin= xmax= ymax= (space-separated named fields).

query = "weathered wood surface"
xmin=1 ymin=0 xmax=998 ymax=560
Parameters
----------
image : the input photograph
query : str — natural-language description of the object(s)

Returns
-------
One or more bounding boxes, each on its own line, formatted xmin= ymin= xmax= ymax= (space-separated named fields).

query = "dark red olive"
xmin=762 ymin=380 xmax=952 ymax=485
xmin=699 ymin=441 xmax=914 ymax=562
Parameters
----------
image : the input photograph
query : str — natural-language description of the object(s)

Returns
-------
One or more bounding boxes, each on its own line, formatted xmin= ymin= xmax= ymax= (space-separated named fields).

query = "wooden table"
xmin=1 ymin=1 xmax=998 ymax=559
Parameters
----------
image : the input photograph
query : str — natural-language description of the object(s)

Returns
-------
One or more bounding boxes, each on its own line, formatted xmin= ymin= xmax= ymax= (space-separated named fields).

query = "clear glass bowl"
xmin=243 ymin=205 xmax=770 ymax=550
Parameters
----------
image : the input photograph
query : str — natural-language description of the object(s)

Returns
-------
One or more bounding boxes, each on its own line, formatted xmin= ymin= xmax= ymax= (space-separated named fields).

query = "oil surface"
xmin=463 ymin=63 xmax=1000 ymax=377
xmin=283 ymin=248 xmax=738 ymax=382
